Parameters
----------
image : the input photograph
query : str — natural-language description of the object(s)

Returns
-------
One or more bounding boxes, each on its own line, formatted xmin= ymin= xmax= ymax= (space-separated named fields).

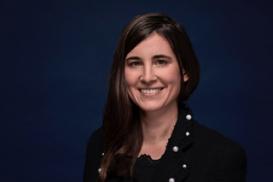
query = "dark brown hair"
xmin=99 ymin=13 xmax=200 ymax=181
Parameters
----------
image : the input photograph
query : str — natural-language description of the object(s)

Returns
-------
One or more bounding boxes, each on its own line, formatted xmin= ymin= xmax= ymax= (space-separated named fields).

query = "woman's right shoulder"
xmin=86 ymin=127 xmax=104 ymax=149
xmin=83 ymin=127 xmax=104 ymax=182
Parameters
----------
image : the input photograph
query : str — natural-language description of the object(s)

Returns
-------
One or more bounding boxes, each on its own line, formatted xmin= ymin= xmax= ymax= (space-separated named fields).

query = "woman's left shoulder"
xmin=192 ymin=121 xmax=246 ymax=159
xmin=189 ymin=122 xmax=247 ymax=181
xmin=166 ymin=119 xmax=247 ymax=181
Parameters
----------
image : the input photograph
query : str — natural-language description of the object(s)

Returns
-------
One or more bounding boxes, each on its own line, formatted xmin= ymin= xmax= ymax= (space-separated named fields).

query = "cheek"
xmin=166 ymin=68 xmax=182 ymax=93
xmin=124 ymin=68 xmax=139 ymax=86
xmin=124 ymin=77 xmax=138 ymax=102
xmin=161 ymin=67 xmax=181 ymax=84
xmin=172 ymin=65 xmax=182 ymax=84
xmin=124 ymin=71 xmax=140 ymax=103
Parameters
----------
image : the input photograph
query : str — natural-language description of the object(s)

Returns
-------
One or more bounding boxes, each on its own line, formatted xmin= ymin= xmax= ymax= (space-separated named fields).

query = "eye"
xmin=154 ymin=59 xmax=168 ymax=66
xmin=127 ymin=60 xmax=143 ymax=67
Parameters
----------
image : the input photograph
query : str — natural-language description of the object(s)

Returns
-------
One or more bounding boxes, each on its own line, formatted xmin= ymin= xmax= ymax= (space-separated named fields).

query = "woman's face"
xmin=124 ymin=33 xmax=188 ymax=113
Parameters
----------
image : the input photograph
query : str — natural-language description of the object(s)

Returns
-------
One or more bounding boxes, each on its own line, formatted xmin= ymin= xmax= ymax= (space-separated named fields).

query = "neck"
xmin=140 ymin=103 xmax=178 ymax=145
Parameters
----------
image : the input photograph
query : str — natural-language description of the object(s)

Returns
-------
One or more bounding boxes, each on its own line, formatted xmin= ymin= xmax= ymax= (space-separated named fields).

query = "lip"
xmin=138 ymin=87 xmax=164 ymax=96
xmin=138 ymin=87 xmax=164 ymax=90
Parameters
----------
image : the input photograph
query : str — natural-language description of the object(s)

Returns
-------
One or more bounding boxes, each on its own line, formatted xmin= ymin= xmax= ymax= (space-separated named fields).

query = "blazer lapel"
xmin=152 ymin=109 xmax=195 ymax=182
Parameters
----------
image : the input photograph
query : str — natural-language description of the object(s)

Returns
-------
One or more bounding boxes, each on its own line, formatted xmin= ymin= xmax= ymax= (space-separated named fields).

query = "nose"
xmin=140 ymin=64 xmax=157 ymax=84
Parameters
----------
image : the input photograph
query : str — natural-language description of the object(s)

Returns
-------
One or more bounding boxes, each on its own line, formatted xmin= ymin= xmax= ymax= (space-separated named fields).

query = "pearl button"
xmin=186 ymin=114 xmax=192 ymax=120
xmin=182 ymin=164 xmax=187 ymax=169
xmin=169 ymin=177 xmax=175 ymax=182
xmin=101 ymin=152 xmax=104 ymax=156
xmin=185 ymin=131 xmax=190 ymax=136
xmin=98 ymin=168 xmax=102 ymax=173
xmin=172 ymin=146 xmax=179 ymax=152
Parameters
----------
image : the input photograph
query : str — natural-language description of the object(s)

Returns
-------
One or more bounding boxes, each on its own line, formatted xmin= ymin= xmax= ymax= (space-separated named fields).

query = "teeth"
xmin=140 ymin=88 xmax=161 ymax=95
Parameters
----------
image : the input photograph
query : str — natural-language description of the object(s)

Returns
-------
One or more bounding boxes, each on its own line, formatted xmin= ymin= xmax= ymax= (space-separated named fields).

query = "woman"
xmin=84 ymin=13 xmax=247 ymax=182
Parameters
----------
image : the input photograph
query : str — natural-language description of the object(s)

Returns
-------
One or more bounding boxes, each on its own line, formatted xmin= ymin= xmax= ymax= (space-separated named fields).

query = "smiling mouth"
xmin=139 ymin=88 xmax=164 ymax=95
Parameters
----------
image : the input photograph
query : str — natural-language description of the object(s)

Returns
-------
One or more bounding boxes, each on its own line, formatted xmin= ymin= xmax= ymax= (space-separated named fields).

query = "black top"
xmin=83 ymin=107 xmax=247 ymax=182
xmin=134 ymin=154 xmax=160 ymax=182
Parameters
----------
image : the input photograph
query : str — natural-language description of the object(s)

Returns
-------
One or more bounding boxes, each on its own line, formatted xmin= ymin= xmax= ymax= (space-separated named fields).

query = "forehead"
xmin=125 ymin=33 xmax=176 ymax=59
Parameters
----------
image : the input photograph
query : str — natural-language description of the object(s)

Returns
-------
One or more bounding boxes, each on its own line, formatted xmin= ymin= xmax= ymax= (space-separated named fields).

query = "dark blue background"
xmin=1 ymin=0 xmax=273 ymax=181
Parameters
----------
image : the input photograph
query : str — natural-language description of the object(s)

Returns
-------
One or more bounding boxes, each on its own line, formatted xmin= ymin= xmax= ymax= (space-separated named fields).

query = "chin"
xmin=138 ymin=103 xmax=165 ymax=113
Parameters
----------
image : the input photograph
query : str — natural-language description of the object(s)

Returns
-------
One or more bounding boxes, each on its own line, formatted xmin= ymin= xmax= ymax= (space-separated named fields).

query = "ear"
xmin=183 ymin=72 xmax=189 ymax=82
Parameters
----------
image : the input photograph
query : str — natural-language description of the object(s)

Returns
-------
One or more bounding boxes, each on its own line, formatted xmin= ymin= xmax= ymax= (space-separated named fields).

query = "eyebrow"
xmin=153 ymin=54 xmax=172 ymax=60
xmin=126 ymin=54 xmax=172 ymax=62
xmin=125 ymin=56 xmax=141 ymax=62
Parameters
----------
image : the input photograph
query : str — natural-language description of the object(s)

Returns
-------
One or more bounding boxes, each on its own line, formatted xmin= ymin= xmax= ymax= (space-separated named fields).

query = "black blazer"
xmin=84 ymin=109 xmax=247 ymax=182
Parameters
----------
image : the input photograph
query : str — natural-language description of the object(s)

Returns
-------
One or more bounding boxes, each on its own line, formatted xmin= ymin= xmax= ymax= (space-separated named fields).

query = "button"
xmin=169 ymin=177 xmax=175 ymax=182
xmin=98 ymin=168 xmax=102 ymax=173
xmin=182 ymin=164 xmax=187 ymax=169
xmin=101 ymin=152 xmax=104 ymax=156
xmin=172 ymin=146 xmax=179 ymax=152
xmin=185 ymin=131 xmax=190 ymax=136
xmin=186 ymin=114 xmax=192 ymax=120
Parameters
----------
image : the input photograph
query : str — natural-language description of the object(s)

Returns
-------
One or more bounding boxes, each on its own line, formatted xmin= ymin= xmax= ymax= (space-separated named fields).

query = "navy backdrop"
xmin=1 ymin=0 xmax=273 ymax=181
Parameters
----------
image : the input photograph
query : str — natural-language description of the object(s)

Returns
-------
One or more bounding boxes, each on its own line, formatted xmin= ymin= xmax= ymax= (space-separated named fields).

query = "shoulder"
xmin=193 ymin=122 xmax=245 ymax=155
xmin=87 ymin=127 xmax=104 ymax=147
xmin=83 ymin=127 xmax=104 ymax=182
xmin=85 ymin=127 xmax=104 ymax=160
xmin=191 ymin=122 xmax=247 ymax=181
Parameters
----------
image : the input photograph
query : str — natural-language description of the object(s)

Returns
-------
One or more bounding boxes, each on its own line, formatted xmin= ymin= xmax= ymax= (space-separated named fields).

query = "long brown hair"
xmin=99 ymin=13 xmax=200 ymax=181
